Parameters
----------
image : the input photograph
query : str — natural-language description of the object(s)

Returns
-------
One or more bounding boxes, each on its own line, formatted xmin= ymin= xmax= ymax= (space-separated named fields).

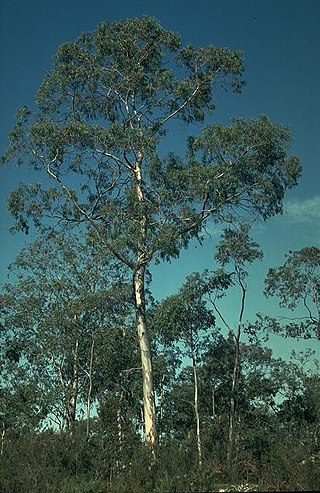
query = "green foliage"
xmin=215 ymin=224 xmax=263 ymax=267
xmin=1 ymin=325 xmax=319 ymax=492
xmin=263 ymin=246 xmax=320 ymax=339
xmin=152 ymin=287 xmax=215 ymax=347
xmin=2 ymin=17 xmax=299 ymax=267
xmin=0 ymin=231 xmax=134 ymax=431
xmin=265 ymin=247 xmax=320 ymax=309
xmin=1 ymin=404 xmax=320 ymax=493
xmin=188 ymin=116 xmax=301 ymax=220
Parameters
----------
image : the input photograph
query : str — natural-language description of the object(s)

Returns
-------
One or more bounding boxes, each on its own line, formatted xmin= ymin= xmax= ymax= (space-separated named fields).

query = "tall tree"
xmin=2 ymin=17 xmax=300 ymax=451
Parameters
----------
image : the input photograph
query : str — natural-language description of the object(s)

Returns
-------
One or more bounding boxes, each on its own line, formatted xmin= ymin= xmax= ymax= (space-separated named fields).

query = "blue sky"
xmin=1 ymin=0 xmax=319 ymax=361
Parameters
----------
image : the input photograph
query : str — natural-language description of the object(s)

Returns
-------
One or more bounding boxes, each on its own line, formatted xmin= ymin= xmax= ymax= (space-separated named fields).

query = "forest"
xmin=1 ymin=16 xmax=319 ymax=492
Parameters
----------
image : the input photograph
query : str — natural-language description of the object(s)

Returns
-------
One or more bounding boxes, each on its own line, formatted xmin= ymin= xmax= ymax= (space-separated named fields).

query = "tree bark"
xmin=86 ymin=338 xmax=95 ymax=439
xmin=228 ymin=273 xmax=246 ymax=463
xmin=116 ymin=393 xmax=124 ymax=469
xmin=192 ymin=354 xmax=202 ymax=467
xmin=133 ymin=263 xmax=157 ymax=454
xmin=158 ymin=372 xmax=166 ymax=444
xmin=1 ymin=422 xmax=5 ymax=456
xmin=133 ymin=150 xmax=157 ymax=455
xmin=66 ymin=338 xmax=79 ymax=433
xmin=212 ymin=384 xmax=216 ymax=420
xmin=228 ymin=333 xmax=240 ymax=463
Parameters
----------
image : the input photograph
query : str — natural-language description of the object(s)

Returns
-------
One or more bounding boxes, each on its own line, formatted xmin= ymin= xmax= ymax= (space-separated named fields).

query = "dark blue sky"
xmin=1 ymin=0 xmax=319 ymax=360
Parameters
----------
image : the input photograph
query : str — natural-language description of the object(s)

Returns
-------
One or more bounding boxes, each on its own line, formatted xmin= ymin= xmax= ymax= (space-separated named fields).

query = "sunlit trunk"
xmin=159 ymin=372 xmax=165 ymax=444
xmin=192 ymin=354 xmax=202 ymax=467
xmin=86 ymin=338 xmax=95 ymax=439
xmin=228 ymin=276 xmax=246 ymax=464
xmin=1 ymin=422 xmax=5 ymax=456
xmin=116 ymin=393 xmax=124 ymax=469
xmin=133 ymin=264 xmax=157 ymax=454
xmin=66 ymin=339 xmax=79 ymax=433
xmin=133 ymin=151 xmax=157 ymax=456
xmin=228 ymin=336 xmax=240 ymax=463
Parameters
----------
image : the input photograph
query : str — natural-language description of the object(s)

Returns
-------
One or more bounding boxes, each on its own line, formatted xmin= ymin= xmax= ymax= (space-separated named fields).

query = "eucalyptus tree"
xmin=0 ymin=232 xmax=131 ymax=432
xmin=151 ymin=347 xmax=183 ymax=443
xmin=200 ymin=337 xmax=296 ymax=468
xmin=93 ymin=322 xmax=143 ymax=464
xmin=185 ymin=225 xmax=263 ymax=461
xmin=263 ymin=247 xmax=320 ymax=340
xmin=152 ymin=278 xmax=215 ymax=466
xmin=213 ymin=225 xmax=263 ymax=459
xmin=2 ymin=16 xmax=300 ymax=450
xmin=277 ymin=354 xmax=320 ymax=446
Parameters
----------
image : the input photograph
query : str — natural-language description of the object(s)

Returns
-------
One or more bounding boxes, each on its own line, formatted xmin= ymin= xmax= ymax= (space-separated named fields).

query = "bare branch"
xmin=207 ymin=292 xmax=232 ymax=332
xmin=95 ymin=148 xmax=133 ymax=171
xmin=121 ymin=366 xmax=142 ymax=373
xmin=31 ymin=148 xmax=135 ymax=270
xmin=155 ymin=83 xmax=201 ymax=130
xmin=49 ymin=354 xmax=66 ymax=391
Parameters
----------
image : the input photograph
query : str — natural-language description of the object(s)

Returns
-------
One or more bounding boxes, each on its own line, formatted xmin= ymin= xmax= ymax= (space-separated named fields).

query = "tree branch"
xmin=32 ymin=148 xmax=135 ymax=270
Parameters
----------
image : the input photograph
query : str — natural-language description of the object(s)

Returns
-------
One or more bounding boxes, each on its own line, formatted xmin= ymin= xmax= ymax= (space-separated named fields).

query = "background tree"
xmin=2 ymin=16 xmax=301 ymax=452
xmin=0 ymin=232 xmax=132 ymax=432
xmin=93 ymin=323 xmax=143 ymax=472
xmin=200 ymin=336 xmax=298 ymax=475
xmin=151 ymin=277 xmax=215 ymax=466
xmin=213 ymin=225 xmax=263 ymax=462
xmin=149 ymin=345 xmax=182 ymax=444
xmin=262 ymin=247 xmax=320 ymax=340
xmin=183 ymin=225 xmax=263 ymax=463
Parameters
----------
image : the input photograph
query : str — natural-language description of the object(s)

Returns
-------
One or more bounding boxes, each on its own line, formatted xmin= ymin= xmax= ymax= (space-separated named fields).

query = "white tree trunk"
xmin=116 ymin=393 xmax=124 ymax=469
xmin=228 ymin=336 xmax=240 ymax=462
xmin=86 ymin=338 xmax=95 ymax=439
xmin=1 ymin=422 xmax=5 ymax=456
xmin=159 ymin=372 xmax=166 ymax=444
xmin=133 ymin=152 xmax=157 ymax=454
xmin=133 ymin=264 xmax=157 ymax=453
xmin=192 ymin=354 xmax=202 ymax=467
xmin=66 ymin=338 xmax=79 ymax=433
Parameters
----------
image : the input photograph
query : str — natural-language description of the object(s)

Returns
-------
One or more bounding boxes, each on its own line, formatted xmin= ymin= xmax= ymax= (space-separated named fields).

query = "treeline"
xmin=1 ymin=230 xmax=320 ymax=492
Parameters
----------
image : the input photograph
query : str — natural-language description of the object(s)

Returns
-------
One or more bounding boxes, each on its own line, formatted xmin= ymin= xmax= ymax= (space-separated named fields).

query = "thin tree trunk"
xmin=86 ymin=338 xmax=95 ymax=439
xmin=66 ymin=338 xmax=79 ymax=433
xmin=228 ymin=272 xmax=245 ymax=463
xmin=228 ymin=336 xmax=239 ymax=462
xmin=158 ymin=372 xmax=165 ymax=444
xmin=311 ymin=278 xmax=320 ymax=334
xmin=116 ymin=393 xmax=124 ymax=469
xmin=159 ymin=373 xmax=165 ymax=422
xmin=212 ymin=384 xmax=216 ymax=420
xmin=1 ymin=422 xmax=5 ymax=456
xmin=192 ymin=354 xmax=202 ymax=468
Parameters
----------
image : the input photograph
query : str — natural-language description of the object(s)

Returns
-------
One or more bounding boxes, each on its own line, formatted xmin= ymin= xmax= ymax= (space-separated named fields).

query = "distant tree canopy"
xmin=258 ymin=247 xmax=320 ymax=340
